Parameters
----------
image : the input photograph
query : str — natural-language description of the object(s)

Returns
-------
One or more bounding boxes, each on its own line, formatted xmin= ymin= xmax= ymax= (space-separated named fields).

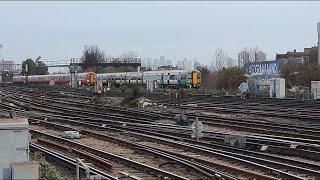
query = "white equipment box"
xmin=311 ymin=81 xmax=320 ymax=100
xmin=0 ymin=118 xmax=29 ymax=179
xmin=269 ymin=78 xmax=285 ymax=99
xmin=10 ymin=161 xmax=39 ymax=180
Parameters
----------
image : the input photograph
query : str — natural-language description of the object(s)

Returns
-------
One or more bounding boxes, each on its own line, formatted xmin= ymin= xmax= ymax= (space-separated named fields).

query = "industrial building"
xmin=0 ymin=60 xmax=14 ymax=72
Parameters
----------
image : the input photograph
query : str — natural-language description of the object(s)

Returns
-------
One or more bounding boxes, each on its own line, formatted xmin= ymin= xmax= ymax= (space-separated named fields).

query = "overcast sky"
xmin=0 ymin=1 xmax=320 ymax=66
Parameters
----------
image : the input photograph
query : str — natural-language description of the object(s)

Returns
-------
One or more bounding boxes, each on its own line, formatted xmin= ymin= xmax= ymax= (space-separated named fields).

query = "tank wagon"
xmin=97 ymin=69 xmax=201 ymax=88
xmin=12 ymin=72 xmax=96 ymax=86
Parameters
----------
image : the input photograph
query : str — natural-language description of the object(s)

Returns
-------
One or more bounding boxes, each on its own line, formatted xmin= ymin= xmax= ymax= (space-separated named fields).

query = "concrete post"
xmin=76 ymin=158 xmax=90 ymax=180
xmin=76 ymin=159 xmax=80 ymax=180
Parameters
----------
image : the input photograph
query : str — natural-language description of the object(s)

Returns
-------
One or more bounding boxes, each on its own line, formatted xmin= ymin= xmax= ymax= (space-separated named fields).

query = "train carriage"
xmin=97 ymin=69 xmax=201 ymax=88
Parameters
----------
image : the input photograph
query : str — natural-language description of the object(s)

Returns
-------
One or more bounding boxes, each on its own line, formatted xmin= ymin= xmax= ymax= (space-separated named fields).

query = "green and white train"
xmin=97 ymin=69 xmax=201 ymax=88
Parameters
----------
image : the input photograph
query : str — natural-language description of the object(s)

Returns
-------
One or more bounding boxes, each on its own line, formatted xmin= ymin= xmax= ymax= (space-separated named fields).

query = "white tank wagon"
xmin=97 ymin=69 xmax=201 ymax=88
xmin=11 ymin=72 xmax=96 ymax=86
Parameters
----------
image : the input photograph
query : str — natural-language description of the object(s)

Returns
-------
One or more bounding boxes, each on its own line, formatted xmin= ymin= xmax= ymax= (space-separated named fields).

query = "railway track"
xmin=1 ymin=86 xmax=320 ymax=179
xmin=4 ymin=90 xmax=320 ymax=140
xmin=31 ymin=129 xmax=211 ymax=180
xmin=2 ymin=88 xmax=320 ymax=161
xmin=177 ymin=98 xmax=320 ymax=121
xmin=30 ymin=143 xmax=117 ymax=179
xmin=3 ymin=89 xmax=320 ymax=158
xmin=27 ymin=116 xmax=319 ymax=178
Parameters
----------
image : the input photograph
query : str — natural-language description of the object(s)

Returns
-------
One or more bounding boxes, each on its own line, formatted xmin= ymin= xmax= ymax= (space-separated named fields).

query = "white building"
xmin=238 ymin=51 xmax=250 ymax=68
xmin=159 ymin=56 xmax=166 ymax=66
xmin=0 ymin=60 xmax=14 ymax=72
xmin=255 ymin=51 xmax=267 ymax=62
xmin=165 ymin=59 xmax=172 ymax=66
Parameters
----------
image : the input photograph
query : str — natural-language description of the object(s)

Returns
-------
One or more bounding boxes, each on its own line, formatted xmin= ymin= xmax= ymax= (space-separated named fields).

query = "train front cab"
xmin=86 ymin=72 xmax=97 ymax=86
xmin=191 ymin=70 xmax=201 ymax=88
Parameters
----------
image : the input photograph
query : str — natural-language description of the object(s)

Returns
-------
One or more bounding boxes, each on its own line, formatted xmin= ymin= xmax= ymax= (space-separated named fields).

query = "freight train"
xmin=97 ymin=69 xmax=201 ymax=88
xmin=1 ymin=69 xmax=201 ymax=88
xmin=11 ymin=72 xmax=96 ymax=86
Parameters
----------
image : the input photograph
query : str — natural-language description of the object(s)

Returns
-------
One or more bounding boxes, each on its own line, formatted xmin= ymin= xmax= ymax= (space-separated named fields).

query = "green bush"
xmin=31 ymin=152 xmax=64 ymax=180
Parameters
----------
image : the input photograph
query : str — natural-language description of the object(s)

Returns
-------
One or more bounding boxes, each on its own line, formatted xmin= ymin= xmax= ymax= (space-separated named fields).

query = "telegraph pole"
xmin=317 ymin=22 xmax=320 ymax=65
xmin=69 ymin=58 xmax=78 ymax=88
xmin=25 ymin=63 xmax=28 ymax=85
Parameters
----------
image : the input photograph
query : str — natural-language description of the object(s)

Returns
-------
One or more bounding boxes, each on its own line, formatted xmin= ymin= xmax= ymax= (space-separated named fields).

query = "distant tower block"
xmin=0 ymin=44 xmax=3 ymax=61
xmin=318 ymin=22 xmax=320 ymax=65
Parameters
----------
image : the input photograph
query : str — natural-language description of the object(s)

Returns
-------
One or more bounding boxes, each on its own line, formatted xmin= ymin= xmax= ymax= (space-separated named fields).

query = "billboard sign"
xmin=244 ymin=60 xmax=283 ymax=76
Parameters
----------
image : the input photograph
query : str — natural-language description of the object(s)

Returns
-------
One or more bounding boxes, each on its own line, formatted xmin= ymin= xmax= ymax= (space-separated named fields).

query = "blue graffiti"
xmin=244 ymin=60 xmax=283 ymax=75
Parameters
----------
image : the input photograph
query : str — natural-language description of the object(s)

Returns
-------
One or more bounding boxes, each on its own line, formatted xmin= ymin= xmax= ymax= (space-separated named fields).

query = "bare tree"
xmin=81 ymin=45 xmax=106 ymax=72
xmin=226 ymin=57 xmax=236 ymax=68
xmin=119 ymin=51 xmax=139 ymax=62
xmin=211 ymin=48 xmax=230 ymax=71
xmin=105 ymin=51 xmax=140 ymax=72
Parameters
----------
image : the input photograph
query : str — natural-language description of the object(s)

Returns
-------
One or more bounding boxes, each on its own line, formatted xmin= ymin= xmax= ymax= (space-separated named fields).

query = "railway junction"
xmin=0 ymin=85 xmax=320 ymax=180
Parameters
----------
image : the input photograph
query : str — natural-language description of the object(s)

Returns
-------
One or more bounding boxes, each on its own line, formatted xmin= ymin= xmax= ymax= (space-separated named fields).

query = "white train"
xmin=97 ymin=69 xmax=201 ymax=88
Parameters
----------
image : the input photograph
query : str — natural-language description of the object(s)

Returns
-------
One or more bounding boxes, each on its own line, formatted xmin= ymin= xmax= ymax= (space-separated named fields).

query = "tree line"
xmin=280 ymin=61 xmax=320 ymax=88
xmin=21 ymin=45 xmax=140 ymax=75
xmin=197 ymin=48 xmax=246 ymax=91
xmin=80 ymin=45 xmax=139 ymax=73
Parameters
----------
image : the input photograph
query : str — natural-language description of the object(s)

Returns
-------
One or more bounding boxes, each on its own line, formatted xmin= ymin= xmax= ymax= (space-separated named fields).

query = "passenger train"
xmin=1 ymin=69 xmax=201 ymax=88
xmin=97 ymin=69 xmax=201 ymax=88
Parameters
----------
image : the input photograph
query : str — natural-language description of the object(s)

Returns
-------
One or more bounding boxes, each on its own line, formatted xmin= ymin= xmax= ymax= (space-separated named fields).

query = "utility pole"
xmin=69 ymin=58 xmax=78 ymax=88
xmin=317 ymin=22 xmax=320 ymax=65
xmin=25 ymin=63 xmax=28 ymax=85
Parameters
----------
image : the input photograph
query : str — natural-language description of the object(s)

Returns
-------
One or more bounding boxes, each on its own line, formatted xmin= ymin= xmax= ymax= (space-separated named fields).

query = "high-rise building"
xmin=255 ymin=51 xmax=267 ymax=62
xmin=159 ymin=56 xmax=166 ymax=66
xmin=181 ymin=58 xmax=194 ymax=70
xmin=165 ymin=59 xmax=172 ymax=66
xmin=176 ymin=60 xmax=183 ymax=69
xmin=146 ymin=58 xmax=152 ymax=69
xmin=141 ymin=58 xmax=147 ymax=67
xmin=194 ymin=61 xmax=201 ymax=69
xmin=182 ymin=58 xmax=188 ymax=69
xmin=0 ymin=44 xmax=3 ymax=61
xmin=238 ymin=51 xmax=250 ymax=68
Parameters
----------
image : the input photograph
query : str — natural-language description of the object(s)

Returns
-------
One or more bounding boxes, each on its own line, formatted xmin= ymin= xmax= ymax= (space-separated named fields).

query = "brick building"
xmin=276 ymin=46 xmax=318 ymax=63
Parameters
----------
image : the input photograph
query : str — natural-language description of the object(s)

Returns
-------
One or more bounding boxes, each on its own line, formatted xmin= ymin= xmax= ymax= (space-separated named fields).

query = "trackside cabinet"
xmin=269 ymin=78 xmax=285 ymax=99
xmin=0 ymin=118 xmax=31 ymax=179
